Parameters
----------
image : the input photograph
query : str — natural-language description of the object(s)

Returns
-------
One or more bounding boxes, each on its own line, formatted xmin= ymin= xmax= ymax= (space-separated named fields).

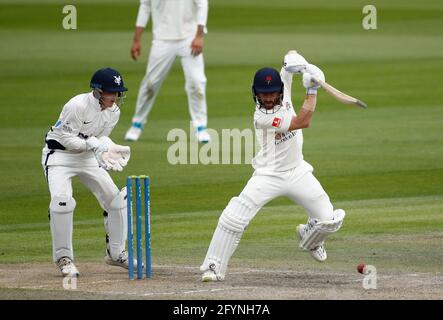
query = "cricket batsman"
xmin=200 ymin=51 xmax=346 ymax=281
xmin=42 ymin=68 xmax=138 ymax=277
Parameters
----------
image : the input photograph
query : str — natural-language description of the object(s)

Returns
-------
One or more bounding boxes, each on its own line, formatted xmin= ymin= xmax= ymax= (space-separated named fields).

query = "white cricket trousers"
xmin=241 ymin=161 xmax=334 ymax=222
xmin=132 ymin=37 xmax=208 ymax=129
xmin=199 ymin=161 xmax=335 ymax=279
xmin=45 ymin=166 xmax=119 ymax=207
xmin=44 ymin=165 xmax=120 ymax=262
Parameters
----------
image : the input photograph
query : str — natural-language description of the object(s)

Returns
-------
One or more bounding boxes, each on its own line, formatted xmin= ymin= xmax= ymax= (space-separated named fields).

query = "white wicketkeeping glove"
xmin=101 ymin=144 xmax=131 ymax=172
xmin=283 ymin=50 xmax=309 ymax=74
xmin=86 ymin=136 xmax=112 ymax=169
xmin=302 ymin=64 xmax=325 ymax=95
xmin=86 ymin=136 xmax=130 ymax=171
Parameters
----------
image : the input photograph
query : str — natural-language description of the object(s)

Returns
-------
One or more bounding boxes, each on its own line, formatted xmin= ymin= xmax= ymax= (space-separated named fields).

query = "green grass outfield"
xmin=0 ymin=0 xmax=442 ymax=275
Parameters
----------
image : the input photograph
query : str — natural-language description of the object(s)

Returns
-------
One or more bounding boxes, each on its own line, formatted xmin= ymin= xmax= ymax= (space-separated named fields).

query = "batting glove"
xmin=303 ymin=64 xmax=325 ymax=95
xmin=283 ymin=50 xmax=309 ymax=74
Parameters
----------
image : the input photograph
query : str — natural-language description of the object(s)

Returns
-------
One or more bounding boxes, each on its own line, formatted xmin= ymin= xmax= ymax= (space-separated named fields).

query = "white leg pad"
xmin=49 ymin=195 xmax=76 ymax=262
xmin=200 ymin=196 xmax=259 ymax=280
xmin=299 ymin=209 xmax=345 ymax=250
xmin=107 ymin=188 xmax=127 ymax=261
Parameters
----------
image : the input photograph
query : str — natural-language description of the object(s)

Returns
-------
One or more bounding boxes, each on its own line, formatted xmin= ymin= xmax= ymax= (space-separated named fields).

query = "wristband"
xmin=306 ymin=88 xmax=318 ymax=95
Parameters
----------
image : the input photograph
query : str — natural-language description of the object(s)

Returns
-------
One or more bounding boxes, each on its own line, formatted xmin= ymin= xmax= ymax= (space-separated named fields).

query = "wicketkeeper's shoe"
xmin=56 ymin=256 xmax=80 ymax=277
xmin=124 ymin=122 xmax=143 ymax=141
xmin=196 ymin=126 xmax=211 ymax=143
xmin=105 ymin=250 xmax=142 ymax=270
xmin=201 ymin=270 xmax=219 ymax=282
xmin=297 ymin=224 xmax=327 ymax=262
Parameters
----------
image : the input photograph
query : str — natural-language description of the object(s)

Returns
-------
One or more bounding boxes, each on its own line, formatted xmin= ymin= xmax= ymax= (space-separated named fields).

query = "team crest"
xmin=114 ymin=75 xmax=122 ymax=85
xmin=265 ymin=75 xmax=272 ymax=85
xmin=272 ymin=117 xmax=281 ymax=128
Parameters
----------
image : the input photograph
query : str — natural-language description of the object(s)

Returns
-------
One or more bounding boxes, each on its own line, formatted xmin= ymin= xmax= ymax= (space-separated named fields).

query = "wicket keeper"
xmin=42 ymin=68 xmax=139 ymax=277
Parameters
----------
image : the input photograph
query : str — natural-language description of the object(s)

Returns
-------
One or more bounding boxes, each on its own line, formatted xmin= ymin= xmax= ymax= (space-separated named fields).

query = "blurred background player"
xmin=42 ymin=68 xmax=138 ymax=277
xmin=125 ymin=0 xmax=210 ymax=143
xmin=200 ymin=51 xmax=346 ymax=281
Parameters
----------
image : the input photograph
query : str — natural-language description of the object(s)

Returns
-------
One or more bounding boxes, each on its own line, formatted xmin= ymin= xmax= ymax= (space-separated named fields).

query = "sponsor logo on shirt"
xmin=272 ymin=117 xmax=281 ymax=128
xmin=62 ymin=123 xmax=73 ymax=133
xmin=275 ymin=131 xmax=297 ymax=146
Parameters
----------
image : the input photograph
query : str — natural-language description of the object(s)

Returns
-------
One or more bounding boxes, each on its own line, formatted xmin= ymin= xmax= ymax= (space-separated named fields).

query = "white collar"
xmin=88 ymin=91 xmax=119 ymax=113
xmin=88 ymin=91 xmax=103 ymax=112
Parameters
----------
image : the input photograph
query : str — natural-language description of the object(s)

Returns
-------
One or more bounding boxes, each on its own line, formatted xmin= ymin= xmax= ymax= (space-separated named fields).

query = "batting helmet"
xmin=252 ymin=67 xmax=284 ymax=113
xmin=90 ymin=67 xmax=128 ymax=93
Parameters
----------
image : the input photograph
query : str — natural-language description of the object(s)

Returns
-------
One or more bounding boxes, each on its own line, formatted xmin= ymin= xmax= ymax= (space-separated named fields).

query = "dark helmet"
xmin=90 ymin=67 xmax=128 ymax=93
xmin=252 ymin=67 xmax=283 ymax=113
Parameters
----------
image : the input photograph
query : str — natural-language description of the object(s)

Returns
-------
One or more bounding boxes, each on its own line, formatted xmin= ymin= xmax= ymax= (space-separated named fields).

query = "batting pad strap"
xmin=50 ymin=195 xmax=76 ymax=214
xmin=219 ymin=213 xmax=246 ymax=233
xmin=219 ymin=196 xmax=258 ymax=233
xmin=299 ymin=209 xmax=345 ymax=250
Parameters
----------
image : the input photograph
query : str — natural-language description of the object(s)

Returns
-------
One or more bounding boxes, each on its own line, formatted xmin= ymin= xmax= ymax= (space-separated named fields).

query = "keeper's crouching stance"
xmin=42 ymin=68 xmax=139 ymax=277
xmin=200 ymin=51 xmax=346 ymax=281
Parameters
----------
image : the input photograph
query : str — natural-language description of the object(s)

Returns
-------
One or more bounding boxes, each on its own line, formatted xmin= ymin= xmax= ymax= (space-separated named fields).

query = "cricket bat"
xmin=311 ymin=75 xmax=368 ymax=109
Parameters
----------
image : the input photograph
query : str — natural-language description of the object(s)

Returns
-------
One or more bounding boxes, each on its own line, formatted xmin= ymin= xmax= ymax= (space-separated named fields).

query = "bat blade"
xmin=311 ymin=76 xmax=367 ymax=109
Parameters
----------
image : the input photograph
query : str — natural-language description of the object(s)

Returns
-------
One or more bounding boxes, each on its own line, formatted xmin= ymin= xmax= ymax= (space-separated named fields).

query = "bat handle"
xmin=309 ymin=74 xmax=322 ymax=86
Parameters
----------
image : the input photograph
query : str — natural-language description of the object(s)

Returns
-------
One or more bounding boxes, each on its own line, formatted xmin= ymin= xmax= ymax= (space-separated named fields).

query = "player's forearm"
xmin=133 ymin=27 xmax=144 ymax=43
xmin=58 ymin=134 xmax=88 ymax=153
xmin=195 ymin=0 xmax=208 ymax=27
xmin=135 ymin=0 xmax=151 ymax=29
xmin=288 ymin=95 xmax=316 ymax=130
xmin=301 ymin=94 xmax=317 ymax=113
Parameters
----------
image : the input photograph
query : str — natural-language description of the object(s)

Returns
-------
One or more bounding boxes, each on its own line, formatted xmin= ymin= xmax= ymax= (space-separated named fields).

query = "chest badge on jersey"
xmin=272 ymin=117 xmax=282 ymax=128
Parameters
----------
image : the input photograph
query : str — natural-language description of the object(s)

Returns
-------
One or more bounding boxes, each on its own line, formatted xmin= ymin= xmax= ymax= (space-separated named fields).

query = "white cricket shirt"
xmin=135 ymin=0 xmax=208 ymax=40
xmin=42 ymin=92 xmax=120 ymax=166
xmin=252 ymin=69 xmax=304 ymax=174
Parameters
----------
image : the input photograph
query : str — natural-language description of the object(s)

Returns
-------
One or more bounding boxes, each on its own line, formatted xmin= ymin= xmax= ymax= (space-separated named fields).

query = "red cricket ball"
xmin=357 ymin=263 xmax=366 ymax=274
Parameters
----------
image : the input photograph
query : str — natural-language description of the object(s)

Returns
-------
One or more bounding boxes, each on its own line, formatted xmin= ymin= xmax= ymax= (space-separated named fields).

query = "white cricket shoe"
xmin=105 ymin=250 xmax=142 ymax=270
xmin=56 ymin=256 xmax=80 ymax=277
xmin=196 ymin=126 xmax=211 ymax=143
xmin=297 ymin=224 xmax=327 ymax=262
xmin=124 ymin=123 xmax=143 ymax=141
xmin=201 ymin=269 xmax=219 ymax=282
